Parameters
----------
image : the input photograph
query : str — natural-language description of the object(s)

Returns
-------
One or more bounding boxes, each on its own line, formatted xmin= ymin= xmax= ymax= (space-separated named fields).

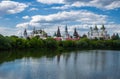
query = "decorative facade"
xmin=88 ymin=25 xmax=109 ymax=39
xmin=54 ymin=25 xmax=80 ymax=40
xmin=23 ymin=27 xmax=47 ymax=39
xmin=32 ymin=27 xmax=47 ymax=39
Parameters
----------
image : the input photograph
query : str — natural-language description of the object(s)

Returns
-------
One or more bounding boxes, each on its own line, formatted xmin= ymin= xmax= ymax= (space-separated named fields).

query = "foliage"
xmin=0 ymin=34 xmax=120 ymax=50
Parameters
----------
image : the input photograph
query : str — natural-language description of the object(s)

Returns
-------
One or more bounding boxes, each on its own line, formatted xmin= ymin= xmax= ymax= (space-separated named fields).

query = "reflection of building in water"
xmin=88 ymin=25 xmax=110 ymax=39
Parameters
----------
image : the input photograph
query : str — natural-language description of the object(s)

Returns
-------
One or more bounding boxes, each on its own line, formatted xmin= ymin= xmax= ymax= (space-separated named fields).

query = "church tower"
xmin=101 ymin=24 xmax=105 ymax=31
xmin=23 ymin=28 xmax=27 ymax=38
xmin=73 ymin=28 xmax=79 ymax=38
xmin=64 ymin=25 xmax=69 ymax=38
xmin=56 ymin=27 xmax=61 ymax=37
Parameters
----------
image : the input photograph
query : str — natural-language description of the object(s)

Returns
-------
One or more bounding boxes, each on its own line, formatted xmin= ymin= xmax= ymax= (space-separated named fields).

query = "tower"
xmin=101 ymin=24 xmax=105 ymax=31
xmin=73 ymin=28 xmax=79 ymax=38
xmin=23 ymin=28 xmax=27 ymax=38
xmin=65 ymin=25 xmax=69 ymax=38
xmin=33 ymin=26 xmax=36 ymax=34
xmin=56 ymin=27 xmax=61 ymax=37
xmin=93 ymin=25 xmax=99 ymax=37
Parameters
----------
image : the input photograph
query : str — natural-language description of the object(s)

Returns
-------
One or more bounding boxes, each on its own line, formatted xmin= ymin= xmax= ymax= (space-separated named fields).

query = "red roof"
xmin=54 ymin=37 xmax=62 ymax=41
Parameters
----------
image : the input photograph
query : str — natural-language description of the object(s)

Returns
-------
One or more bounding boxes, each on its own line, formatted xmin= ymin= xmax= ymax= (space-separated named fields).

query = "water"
xmin=0 ymin=50 xmax=120 ymax=79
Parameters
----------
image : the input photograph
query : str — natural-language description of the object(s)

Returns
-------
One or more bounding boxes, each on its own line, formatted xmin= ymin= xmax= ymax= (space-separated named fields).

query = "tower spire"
xmin=94 ymin=24 xmax=98 ymax=30
xmin=23 ymin=28 xmax=27 ymax=38
xmin=101 ymin=24 xmax=105 ymax=30
xmin=65 ymin=24 xmax=68 ymax=34
xmin=73 ymin=27 xmax=79 ymax=38
xmin=56 ymin=26 xmax=61 ymax=37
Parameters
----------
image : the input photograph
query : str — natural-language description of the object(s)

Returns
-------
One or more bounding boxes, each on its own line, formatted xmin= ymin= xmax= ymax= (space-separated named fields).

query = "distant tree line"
xmin=0 ymin=34 xmax=120 ymax=50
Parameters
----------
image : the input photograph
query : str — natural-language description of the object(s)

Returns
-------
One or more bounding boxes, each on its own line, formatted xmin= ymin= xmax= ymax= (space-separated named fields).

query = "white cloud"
xmin=30 ymin=10 xmax=107 ymax=24
xmin=22 ymin=16 xmax=30 ymax=20
xmin=16 ymin=22 xmax=40 ymax=28
xmin=105 ymin=1 xmax=120 ymax=10
xmin=37 ymin=0 xmax=64 ymax=4
xmin=29 ymin=8 xmax=38 ymax=11
xmin=50 ymin=0 xmax=120 ymax=10
xmin=16 ymin=22 xmax=29 ymax=28
xmin=16 ymin=10 xmax=110 ymax=36
xmin=0 ymin=26 xmax=19 ymax=36
xmin=51 ymin=5 xmax=70 ymax=10
xmin=0 ymin=1 xmax=28 ymax=15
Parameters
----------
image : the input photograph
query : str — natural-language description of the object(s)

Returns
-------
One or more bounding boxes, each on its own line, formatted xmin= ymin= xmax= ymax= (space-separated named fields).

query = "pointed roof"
xmin=65 ymin=24 xmax=68 ymax=34
xmin=94 ymin=25 xmax=98 ymax=30
xmin=90 ymin=27 xmax=93 ymax=31
xmin=101 ymin=24 xmax=105 ymax=30
xmin=23 ymin=28 xmax=27 ymax=36
xmin=56 ymin=27 xmax=61 ymax=37
xmin=73 ymin=28 xmax=79 ymax=38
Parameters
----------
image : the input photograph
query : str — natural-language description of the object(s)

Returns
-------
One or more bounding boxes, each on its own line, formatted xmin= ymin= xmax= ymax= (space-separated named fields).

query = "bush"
xmin=45 ymin=38 xmax=58 ymax=49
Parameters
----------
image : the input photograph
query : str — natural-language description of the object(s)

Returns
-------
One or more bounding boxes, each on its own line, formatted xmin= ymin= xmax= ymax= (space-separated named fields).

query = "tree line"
xmin=0 ymin=34 xmax=120 ymax=50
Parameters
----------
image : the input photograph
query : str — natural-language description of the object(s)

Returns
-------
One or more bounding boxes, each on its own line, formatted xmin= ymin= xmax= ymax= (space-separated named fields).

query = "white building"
xmin=88 ymin=25 xmax=110 ymax=39
xmin=23 ymin=27 xmax=47 ymax=39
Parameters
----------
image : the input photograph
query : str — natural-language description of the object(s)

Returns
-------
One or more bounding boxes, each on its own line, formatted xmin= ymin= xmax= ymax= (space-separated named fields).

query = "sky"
xmin=0 ymin=0 xmax=120 ymax=36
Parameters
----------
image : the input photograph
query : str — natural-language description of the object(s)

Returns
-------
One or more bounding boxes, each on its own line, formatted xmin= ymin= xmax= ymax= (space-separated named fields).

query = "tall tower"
xmin=23 ymin=28 xmax=27 ymax=38
xmin=94 ymin=25 xmax=99 ymax=37
xmin=73 ymin=28 xmax=79 ymax=38
xmin=101 ymin=24 xmax=105 ymax=31
xmin=33 ymin=27 xmax=36 ymax=34
xmin=90 ymin=27 xmax=93 ymax=36
xmin=94 ymin=25 xmax=98 ymax=31
xmin=56 ymin=27 xmax=61 ymax=37
xmin=65 ymin=25 xmax=69 ymax=38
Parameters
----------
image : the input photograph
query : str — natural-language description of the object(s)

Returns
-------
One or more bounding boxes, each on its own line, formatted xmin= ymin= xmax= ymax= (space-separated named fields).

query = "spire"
xmin=53 ymin=32 xmax=57 ymax=37
xmin=90 ymin=27 xmax=93 ymax=31
xmin=73 ymin=28 xmax=79 ymax=38
xmin=23 ymin=28 xmax=27 ymax=38
xmin=56 ymin=27 xmax=61 ymax=37
xmin=65 ymin=24 xmax=68 ymax=34
xmin=94 ymin=25 xmax=98 ymax=30
xmin=33 ymin=27 xmax=36 ymax=34
xmin=101 ymin=24 xmax=105 ymax=30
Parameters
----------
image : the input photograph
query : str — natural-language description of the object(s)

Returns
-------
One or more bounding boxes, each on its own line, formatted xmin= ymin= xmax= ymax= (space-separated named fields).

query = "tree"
xmin=82 ymin=34 xmax=87 ymax=38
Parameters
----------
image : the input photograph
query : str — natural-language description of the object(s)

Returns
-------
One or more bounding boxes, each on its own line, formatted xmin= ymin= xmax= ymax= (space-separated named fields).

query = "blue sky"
xmin=0 ymin=0 xmax=120 ymax=36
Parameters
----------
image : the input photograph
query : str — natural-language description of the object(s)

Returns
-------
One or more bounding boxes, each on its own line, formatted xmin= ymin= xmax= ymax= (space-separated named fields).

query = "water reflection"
xmin=0 ymin=50 xmax=120 ymax=79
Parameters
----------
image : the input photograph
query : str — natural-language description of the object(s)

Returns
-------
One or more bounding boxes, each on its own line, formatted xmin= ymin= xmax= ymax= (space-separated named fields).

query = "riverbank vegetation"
xmin=0 ymin=34 xmax=120 ymax=51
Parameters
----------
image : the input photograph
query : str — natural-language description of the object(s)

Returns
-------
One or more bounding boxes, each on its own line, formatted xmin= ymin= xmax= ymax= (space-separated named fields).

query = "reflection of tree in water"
xmin=65 ymin=53 xmax=71 ymax=65
xmin=93 ymin=50 xmax=106 ymax=72
xmin=112 ymin=51 xmax=120 ymax=72
xmin=73 ymin=51 xmax=80 ymax=79
xmin=94 ymin=50 xmax=98 ymax=71
xmin=74 ymin=51 xmax=78 ymax=65
xmin=0 ymin=49 xmax=59 ymax=65
xmin=57 ymin=53 xmax=61 ymax=64
xmin=101 ymin=51 xmax=106 ymax=71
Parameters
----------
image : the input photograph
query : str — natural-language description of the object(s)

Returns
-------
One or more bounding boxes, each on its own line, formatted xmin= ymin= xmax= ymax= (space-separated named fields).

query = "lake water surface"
xmin=0 ymin=50 xmax=120 ymax=79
